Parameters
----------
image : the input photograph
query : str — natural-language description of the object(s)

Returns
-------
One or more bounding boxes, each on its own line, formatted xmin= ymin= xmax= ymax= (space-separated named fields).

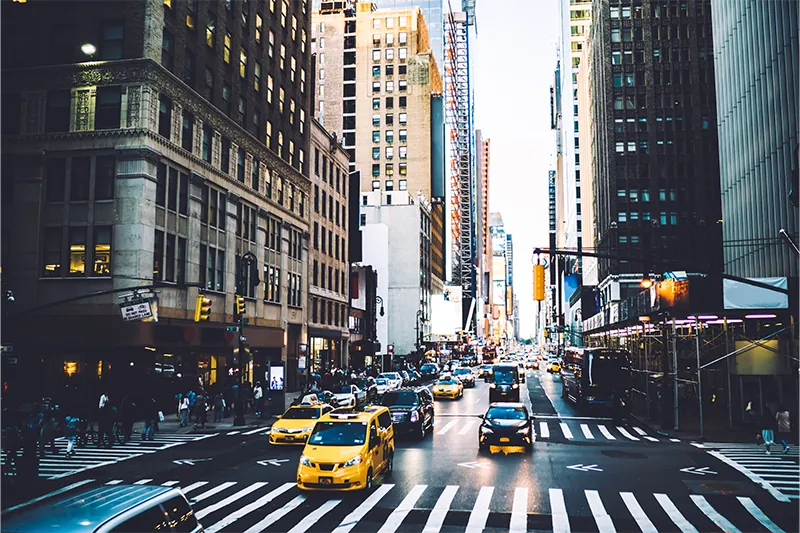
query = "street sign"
xmin=567 ymin=464 xmax=603 ymax=472
xmin=298 ymin=356 xmax=306 ymax=371
xmin=257 ymin=459 xmax=289 ymax=467
xmin=680 ymin=466 xmax=717 ymax=476
xmin=119 ymin=298 xmax=154 ymax=321
xmin=240 ymin=335 xmax=247 ymax=342
xmin=173 ymin=458 xmax=212 ymax=466
xmin=226 ymin=326 xmax=240 ymax=332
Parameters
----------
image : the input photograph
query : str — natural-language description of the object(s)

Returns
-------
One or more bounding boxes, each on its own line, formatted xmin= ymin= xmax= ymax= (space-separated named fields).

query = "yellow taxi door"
xmin=368 ymin=420 xmax=382 ymax=472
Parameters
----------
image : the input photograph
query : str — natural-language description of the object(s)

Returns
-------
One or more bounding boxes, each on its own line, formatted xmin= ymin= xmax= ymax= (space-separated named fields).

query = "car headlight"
xmin=343 ymin=455 xmax=363 ymax=468
xmin=480 ymin=426 xmax=494 ymax=434
xmin=586 ymin=396 xmax=595 ymax=402
xmin=517 ymin=427 xmax=530 ymax=435
xmin=410 ymin=411 xmax=419 ymax=423
xmin=271 ymin=427 xmax=284 ymax=434
xmin=490 ymin=383 xmax=497 ymax=388
xmin=512 ymin=383 xmax=519 ymax=389
xmin=299 ymin=455 xmax=312 ymax=467
xmin=300 ymin=426 xmax=314 ymax=432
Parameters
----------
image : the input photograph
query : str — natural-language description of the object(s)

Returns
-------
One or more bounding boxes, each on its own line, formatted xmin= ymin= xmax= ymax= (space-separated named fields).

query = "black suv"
xmin=489 ymin=365 xmax=521 ymax=402
xmin=380 ymin=387 xmax=435 ymax=440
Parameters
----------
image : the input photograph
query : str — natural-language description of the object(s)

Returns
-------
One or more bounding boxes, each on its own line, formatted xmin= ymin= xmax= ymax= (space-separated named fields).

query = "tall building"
xmin=711 ymin=0 xmax=799 ymax=280
xmin=309 ymin=120 xmax=351 ymax=373
xmin=475 ymin=130 xmax=492 ymax=338
xmin=373 ymin=0 xmax=445 ymax=68
xmin=1 ymin=0 xmax=314 ymax=398
xmin=505 ymin=233 xmax=518 ymax=340
xmin=588 ymin=0 xmax=723 ymax=305
xmin=488 ymin=212 xmax=509 ymax=343
xmin=577 ymin=36 xmax=598 ymax=287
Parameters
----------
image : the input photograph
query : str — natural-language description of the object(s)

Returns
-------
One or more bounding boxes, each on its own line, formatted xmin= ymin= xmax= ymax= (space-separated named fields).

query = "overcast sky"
xmin=472 ymin=0 xmax=560 ymax=338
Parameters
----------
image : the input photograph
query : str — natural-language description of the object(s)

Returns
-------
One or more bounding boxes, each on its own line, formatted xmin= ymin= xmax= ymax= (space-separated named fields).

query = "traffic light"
xmin=194 ymin=294 xmax=212 ymax=322
xmin=533 ymin=264 xmax=545 ymax=301
xmin=235 ymin=295 xmax=246 ymax=317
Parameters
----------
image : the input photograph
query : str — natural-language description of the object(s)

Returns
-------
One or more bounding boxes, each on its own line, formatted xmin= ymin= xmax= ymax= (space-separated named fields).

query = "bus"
xmin=561 ymin=348 xmax=633 ymax=410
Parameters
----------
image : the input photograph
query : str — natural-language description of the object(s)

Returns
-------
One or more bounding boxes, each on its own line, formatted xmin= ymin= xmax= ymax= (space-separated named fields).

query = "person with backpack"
xmin=141 ymin=397 xmax=158 ymax=441
xmin=253 ymin=382 xmax=264 ymax=417
xmin=213 ymin=392 xmax=224 ymax=422
xmin=187 ymin=389 xmax=198 ymax=424
xmin=776 ymin=406 xmax=792 ymax=454
xmin=194 ymin=392 xmax=208 ymax=429
xmin=178 ymin=394 xmax=190 ymax=427
xmin=63 ymin=414 xmax=80 ymax=457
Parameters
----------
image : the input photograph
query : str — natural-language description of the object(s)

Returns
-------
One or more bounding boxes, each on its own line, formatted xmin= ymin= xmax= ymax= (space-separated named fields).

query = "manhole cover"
xmin=601 ymin=450 xmax=648 ymax=459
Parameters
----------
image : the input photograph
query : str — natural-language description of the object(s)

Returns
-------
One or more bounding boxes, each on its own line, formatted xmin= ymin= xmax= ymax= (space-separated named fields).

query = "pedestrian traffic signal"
xmin=533 ymin=264 xmax=545 ymax=301
xmin=194 ymin=294 xmax=212 ymax=322
xmin=235 ymin=295 xmax=246 ymax=317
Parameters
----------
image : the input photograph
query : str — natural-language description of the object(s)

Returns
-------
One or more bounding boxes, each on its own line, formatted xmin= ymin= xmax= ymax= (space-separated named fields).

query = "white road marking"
xmin=286 ymin=499 xmax=341 ymax=533
xmin=643 ymin=436 xmax=659 ymax=442
xmin=205 ymin=483 xmax=295 ymax=533
xmin=226 ymin=430 xmax=241 ymax=435
xmin=458 ymin=420 xmax=476 ymax=435
xmin=423 ymin=485 xmax=459 ymax=533
xmin=670 ymin=438 xmax=681 ymax=442
xmin=191 ymin=481 xmax=237 ymax=503
xmin=510 ymin=487 xmax=529 ymax=533
xmin=616 ymin=427 xmax=640 ymax=441
xmin=465 ymin=486 xmax=494 ymax=533
xmin=378 ymin=484 xmax=427 ymax=533
xmin=180 ymin=481 xmax=209 ymax=494
xmin=133 ymin=479 xmax=152 ymax=485
xmin=559 ymin=423 xmax=574 ymax=440
xmin=161 ymin=480 xmax=180 ymax=486
xmin=737 ymin=497 xmax=786 ymax=533
xmin=632 ymin=427 xmax=648 ymax=436
xmin=195 ymin=482 xmax=269 ymax=520
xmin=539 ymin=421 xmax=550 ymax=439
xmin=620 ymin=492 xmax=657 ymax=533
xmin=655 ymin=493 xmax=699 ymax=533
xmin=106 ymin=480 xmax=123 ymax=485
xmin=549 ymin=488 xmax=571 ymax=533
xmin=242 ymin=494 xmax=306 ymax=533
xmin=585 ymin=490 xmax=616 ymax=533
xmin=3 ymin=479 xmax=96 ymax=513
xmin=436 ymin=420 xmax=458 ymax=435
xmin=580 ymin=424 xmax=595 ymax=439
xmin=691 ymin=443 xmax=706 ymax=448
xmin=690 ymin=495 xmax=741 ymax=533
xmin=597 ymin=425 xmax=616 ymax=440
xmin=708 ymin=451 xmax=791 ymax=502
xmin=332 ymin=484 xmax=395 ymax=533
xmin=243 ymin=426 xmax=270 ymax=435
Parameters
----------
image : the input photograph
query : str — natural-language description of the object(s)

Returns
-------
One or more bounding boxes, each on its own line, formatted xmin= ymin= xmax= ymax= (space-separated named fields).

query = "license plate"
xmin=319 ymin=477 xmax=332 ymax=484
xmin=499 ymin=437 xmax=510 ymax=443
xmin=284 ymin=436 xmax=294 ymax=441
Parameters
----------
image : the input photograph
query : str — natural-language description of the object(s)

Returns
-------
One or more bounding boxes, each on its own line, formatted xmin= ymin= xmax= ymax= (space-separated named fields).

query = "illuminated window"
xmin=93 ymin=226 xmax=112 ymax=275
xmin=42 ymin=227 xmax=62 ymax=276
xmin=239 ymin=48 xmax=247 ymax=78
xmin=224 ymin=33 xmax=231 ymax=63
xmin=69 ymin=227 xmax=87 ymax=275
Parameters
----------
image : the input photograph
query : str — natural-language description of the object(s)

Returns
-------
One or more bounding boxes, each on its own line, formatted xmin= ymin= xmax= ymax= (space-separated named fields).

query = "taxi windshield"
xmin=437 ymin=378 xmax=458 ymax=385
xmin=454 ymin=368 xmax=471 ymax=375
xmin=376 ymin=378 xmax=388 ymax=384
xmin=308 ymin=422 xmax=367 ymax=446
xmin=282 ymin=407 xmax=320 ymax=420
xmin=486 ymin=407 xmax=527 ymax=421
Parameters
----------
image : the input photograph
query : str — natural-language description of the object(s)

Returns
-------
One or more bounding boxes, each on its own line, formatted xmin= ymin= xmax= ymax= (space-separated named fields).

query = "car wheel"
xmin=479 ymin=441 xmax=489 ymax=454
xmin=525 ymin=443 xmax=533 ymax=453
xmin=386 ymin=451 xmax=394 ymax=474
xmin=365 ymin=468 xmax=373 ymax=490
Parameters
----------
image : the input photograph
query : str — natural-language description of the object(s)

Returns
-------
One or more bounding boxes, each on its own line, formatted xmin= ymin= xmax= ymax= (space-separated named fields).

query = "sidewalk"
xmin=631 ymin=411 xmax=762 ymax=444
xmin=147 ymin=412 xmax=276 ymax=435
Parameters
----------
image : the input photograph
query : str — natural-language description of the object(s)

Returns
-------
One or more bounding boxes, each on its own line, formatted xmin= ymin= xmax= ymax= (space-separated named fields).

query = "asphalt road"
xmin=3 ymin=367 xmax=799 ymax=532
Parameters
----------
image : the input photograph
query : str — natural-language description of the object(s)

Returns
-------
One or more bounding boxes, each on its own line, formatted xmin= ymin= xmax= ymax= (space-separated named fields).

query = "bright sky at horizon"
xmin=473 ymin=0 xmax=560 ymax=338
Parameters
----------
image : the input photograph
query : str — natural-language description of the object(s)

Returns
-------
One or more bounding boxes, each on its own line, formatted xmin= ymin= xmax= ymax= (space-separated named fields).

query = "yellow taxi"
xmin=269 ymin=404 xmax=334 ymax=445
xmin=431 ymin=374 xmax=464 ymax=399
xmin=548 ymin=360 xmax=562 ymax=373
xmin=297 ymin=406 xmax=395 ymax=491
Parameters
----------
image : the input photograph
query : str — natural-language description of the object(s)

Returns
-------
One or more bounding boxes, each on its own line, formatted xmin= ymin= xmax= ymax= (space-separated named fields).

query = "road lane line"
xmin=161 ymin=481 xmax=180 ymax=486
xmin=580 ymin=424 xmax=595 ymax=439
xmin=287 ymin=499 xmax=341 ymax=533
xmin=3 ymin=479 xmax=96 ymax=513
xmin=620 ymin=492 xmax=657 ymax=533
xmin=465 ymin=486 xmax=494 ymax=533
xmin=226 ymin=430 xmax=241 ymax=435
xmin=191 ymin=481 xmax=237 ymax=503
xmin=689 ymin=495 xmax=741 ymax=533
xmin=510 ymin=487 xmax=528 ymax=533
xmin=180 ymin=481 xmax=208 ymax=494
xmin=632 ymin=427 xmax=648 ymax=436
xmin=670 ymin=438 xmax=681 ymax=442
xmin=332 ymin=484 xmax=395 ymax=533
xmin=242 ymin=494 xmax=306 ymax=533
xmin=195 ymin=482 xmax=269 ymax=520
xmin=436 ymin=420 xmax=458 ymax=435
xmin=654 ymin=493 xmax=699 ymax=533
xmin=559 ymin=423 xmax=574 ymax=440
xmin=133 ymin=479 xmax=153 ymax=485
xmin=458 ymin=420 xmax=476 ymax=435
xmin=737 ymin=497 xmax=787 ymax=533
xmin=549 ymin=488 xmax=570 ymax=533
xmin=585 ymin=490 xmax=616 ymax=533
xmin=205 ymin=483 xmax=295 ymax=533
xmin=243 ymin=426 xmax=270 ymax=435
xmin=643 ymin=436 xmax=659 ymax=442
xmin=378 ymin=484 xmax=427 ymax=533
xmin=423 ymin=485 xmax=459 ymax=533
xmin=597 ymin=425 xmax=616 ymax=440
xmin=616 ymin=427 xmax=640 ymax=441
xmin=539 ymin=421 xmax=550 ymax=439
xmin=106 ymin=480 xmax=123 ymax=485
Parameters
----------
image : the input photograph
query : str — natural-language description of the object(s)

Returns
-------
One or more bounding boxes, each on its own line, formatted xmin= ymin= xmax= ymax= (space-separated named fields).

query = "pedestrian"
xmin=214 ymin=392 xmax=224 ymax=423
xmin=194 ymin=393 xmax=208 ymax=429
xmin=253 ymin=382 xmax=263 ymax=417
xmin=776 ymin=406 xmax=791 ymax=454
xmin=761 ymin=406 xmax=776 ymax=454
xmin=21 ymin=410 xmax=43 ymax=479
xmin=97 ymin=399 xmax=113 ymax=448
xmin=119 ymin=396 xmax=136 ymax=443
xmin=39 ymin=407 xmax=58 ymax=456
xmin=179 ymin=395 xmax=190 ymax=427
xmin=141 ymin=397 xmax=157 ymax=441
xmin=98 ymin=392 xmax=110 ymax=410
xmin=187 ymin=389 xmax=197 ymax=424
xmin=63 ymin=414 xmax=80 ymax=457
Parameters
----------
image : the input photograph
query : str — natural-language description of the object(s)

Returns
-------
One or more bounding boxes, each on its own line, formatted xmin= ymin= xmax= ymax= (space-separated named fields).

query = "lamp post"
xmin=234 ymin=251 xmax=258 ymax=426
xmin=415 ymin=309 xmax=427 ymax=355
xmin=374 ymin=295 xmax=384 ymax=370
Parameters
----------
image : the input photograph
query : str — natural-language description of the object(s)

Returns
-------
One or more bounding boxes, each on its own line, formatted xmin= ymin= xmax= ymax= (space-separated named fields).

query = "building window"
xmin=223 ymin=32 xmax=232 ymax=63
xmin=181 ymin=111 xmax=194 ymax=152
xmin=221 ymin=137 xmax=231 ymax=173
xmin=42 ymin=227 xmax=63 ymax=277
xmin=45 ymin=90 xmax=70 ymax=133
xmin=399 ymin=162 xmax=407 ymax=176
xmin=68 ymin=227 xmax=87 ymax=275
xmin=399 ymin=179 xmax=407 ymax=191
xmin=264 ymin=265 xmax=281 ymax=303
xmin=184 ymin=49 xmax=195 ymax=86
xmin=95 ymin=155 xmax=116 ymax=201
xmin=161 ymin=30 xmax=174 ymax=70
xmin=95 ymin=86 xmax=122 ymax=130
xmin=70 ymin=157 xmax=90 ymax=202
xmin=100 ymin=20 xmax=124 ymax=60
xmin=399 ymin=146 xmax=407 ymax=159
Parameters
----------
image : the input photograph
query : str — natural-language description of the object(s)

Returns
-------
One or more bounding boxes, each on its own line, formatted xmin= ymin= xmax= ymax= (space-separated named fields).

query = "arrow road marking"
xmin=680 ymin=466 xmax=718 ymax=476
xmin=567 ymin=463 xmax=603 ymax=472
xmin=173 ymin=458 xmax=212 ymax=466
xmin=457 ymin=461 xmax=491 ymax=469
xmin=257 ymin=458 xmax=290 ymax=467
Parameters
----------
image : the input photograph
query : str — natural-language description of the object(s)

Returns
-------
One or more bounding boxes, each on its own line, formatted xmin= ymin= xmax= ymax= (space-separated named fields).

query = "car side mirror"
xmin=478 ymin=414 xmax=484 ymax=419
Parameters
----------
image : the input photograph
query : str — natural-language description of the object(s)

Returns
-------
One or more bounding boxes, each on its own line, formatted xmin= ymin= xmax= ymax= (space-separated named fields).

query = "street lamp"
xmin=81 ymin=43 xmax=97 ymax=57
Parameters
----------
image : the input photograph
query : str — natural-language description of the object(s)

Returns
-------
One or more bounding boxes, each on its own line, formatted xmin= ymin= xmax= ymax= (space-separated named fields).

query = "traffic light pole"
xmin=233 ymin=252 xmax=258 ymax=427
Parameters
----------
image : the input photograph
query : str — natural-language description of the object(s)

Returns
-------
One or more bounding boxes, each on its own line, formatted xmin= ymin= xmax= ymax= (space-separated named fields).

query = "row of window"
xmin=45 ymin=156 xmax=115 ymax=203
xmin=370 ymin=180 xmax=408 ymax=192
xmin=371 ymin=163 xmax=408 ymax=178
xmin=313 ymin=148 xmax=347 ymax=191
xmin=371 ymin=48 xmax=410 ymax=62
xmin=372 ymin=96 xmax=408 ymax=110
xmin=372 ymin=146 xmax=408 ymax=160
xmin=312 ymin=260 xmax=347 ymax=296
xmin=371 ymin=32 xmax=409 ymax=47
xmin=314 ymin=186 xmax=347 ymax=229
xmin=312 ymin=223 xmax=346 ymax=262
xmin=42 ymin=226 xmax=112 ymax=277
xmin=373 ymin=128 xmax=409 ymax=144
xmin=310 ymin=297 xmax=348 ymax=329
xmin=371 ymin=80 xmax=409 ymax=93
xmin=40 ymin=86 xmax=125 ymax=135
xmin=616 ymin=211 xmax=680 ymax=225
xmin=615 ymin=139 xmax=702 ymax=155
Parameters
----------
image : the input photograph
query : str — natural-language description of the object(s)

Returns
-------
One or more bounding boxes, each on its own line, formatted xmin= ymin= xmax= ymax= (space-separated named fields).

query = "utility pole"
xmin=695 ymin=318 xmax=704 ymax=439
xmin=234 ymin=252 xmax=258 ymax=427
xmin=661 ymin=316 xmax=672 ymax=430
xmin=672 ymin=319 xmax=679 ymax=431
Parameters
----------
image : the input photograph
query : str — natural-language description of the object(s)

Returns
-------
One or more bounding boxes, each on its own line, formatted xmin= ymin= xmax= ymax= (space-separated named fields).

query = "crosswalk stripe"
xmin=539 ymin=421 xmax=550 ymax=439
xmin=378 ymin=484 xmax=427 ymax=533
xmin=549 ymin=488 xmax=571 ymax=533
xmin=632 ymin=427 xmax=648 ymax=436
xmin=133 ymin=479 xmax=152 ymax=485
xmin=195 ymin=482 xmax=268 ymax=520
xmin=617 ymin=427 xmax=640 ymax=441
xmin=620 ymin=492 xmax=657 ymax=533
xmin=654 ymin=493 xmax=699 ymax=533
xmin=465 ymin=486 xmax=493 ymax=533
xmin=332 ymin=484 xmax=395 ymax=533
xmin=227 ymin=431 xmax=241 ymax=435
xmin=242 ymin=494 xmax=306 ymax=533
xmin=585 ymin=490 xmax=616 ymax=533
xmin=737 ymin=497 xmax=787 ymax=533
xmin=181 ymin=481 xmax=209 ymax=494
xmin=690 ymin=495 xmax=741 ymax=533
xmin=436 ymin=420 xmax=458 ymax=435
xmin=162 ymin=481 xmax=180 ymax=486
xmin=458 ymin=420 xmax=476 ymax=435
xmin=598 ymin=425 xmax=616 ymax=440
xmin=580 ymin=424 xmax=595 ymax=439
xmin=192 ymin=481 xmax=237 ymax=503
xmin=423 ymin=485 xmax=459 ymax=533
xmin=243 ymin=426 xmax=270 ymax=435
xmin=205 ymin=482 xmax=295 ymax=533
xmin=509 ymin=487 xmax=528 ymax=533
xmin=286 ymin=498 xmax=341 ymax=533
xmin=670 ymin=438 xmax=681 ymax=442
xmin=643 ymin=436 xmax=659 ymax=442
xmin=560 ymin=423 xmax=574 ymax=439
xmin=106 ymin=480 xmax=123 ymax=485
